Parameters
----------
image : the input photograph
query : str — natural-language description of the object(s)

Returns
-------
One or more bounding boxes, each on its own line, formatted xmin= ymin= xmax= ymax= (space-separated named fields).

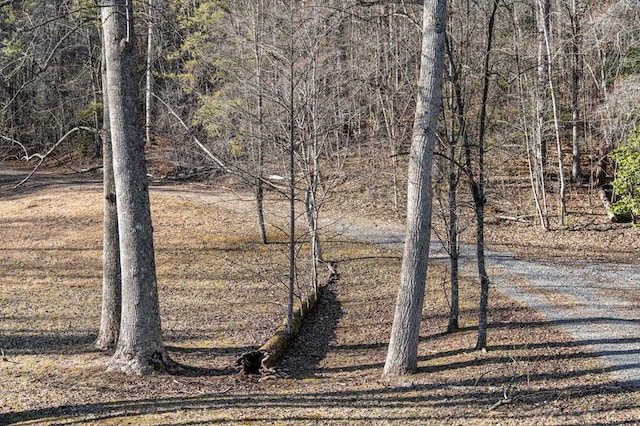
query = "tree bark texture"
xmin=102 ymin=0 xmax=170 ymax=375
xmin=96 ymin=46 xmax=121 ymax=351
xmin=473 ymin=0 xmax=499 ymax=351
xmin=259 ymin=289 xmax=319 ymax=368
xmin=145 ymin=0 xmax=154 ymax=146
xmin=447 ymin=140 xmax=459 ymax=333
xmin=383 ymin=0 xmax=446 ymax=377
xmin=570 ymin=0 xmax=582 ymax=182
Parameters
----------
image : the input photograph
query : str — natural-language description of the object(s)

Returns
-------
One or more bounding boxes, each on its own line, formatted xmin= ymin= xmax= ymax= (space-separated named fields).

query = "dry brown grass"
xmin=1 ymin=169 xmax=640 ymax=425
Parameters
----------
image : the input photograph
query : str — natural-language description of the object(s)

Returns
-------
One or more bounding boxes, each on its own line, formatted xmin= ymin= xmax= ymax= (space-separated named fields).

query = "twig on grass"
xmin=487 ymin=354 xmax=530 ymax=411
xmin=489 ymin=397 xmax=513 ymax=411
xmin=474 ymin=367 xmax=500 ymax=386
xmin=1 ymin=348 xmax=17 ymax=363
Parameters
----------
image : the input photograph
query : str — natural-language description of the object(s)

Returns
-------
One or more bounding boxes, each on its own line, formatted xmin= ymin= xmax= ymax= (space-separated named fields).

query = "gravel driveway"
xmin=488 ymin=257 xmax=640 ymax=386
xmin=330 ymin=218 xmax=640 ymax=386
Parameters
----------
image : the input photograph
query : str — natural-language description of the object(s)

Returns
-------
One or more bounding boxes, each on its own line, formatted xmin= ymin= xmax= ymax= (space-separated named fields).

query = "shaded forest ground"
xmin=1 ymin=163 xmax=640 ymax=425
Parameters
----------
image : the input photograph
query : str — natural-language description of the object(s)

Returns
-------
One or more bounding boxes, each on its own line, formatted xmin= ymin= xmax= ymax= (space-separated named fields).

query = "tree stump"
xmin=236 ymin=350 xmax=266 ymax=376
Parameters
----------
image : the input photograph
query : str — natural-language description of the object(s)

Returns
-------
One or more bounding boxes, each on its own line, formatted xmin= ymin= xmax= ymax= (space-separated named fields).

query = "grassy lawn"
xmin=1 ymin=181 xmax=639 ymax=425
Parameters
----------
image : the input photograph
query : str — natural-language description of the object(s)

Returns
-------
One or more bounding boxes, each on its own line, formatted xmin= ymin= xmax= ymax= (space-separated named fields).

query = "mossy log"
xmin=237 ymin=262 xmax=339 ymax=374
xmin=258 ymin=291 xmax=319 ymax=368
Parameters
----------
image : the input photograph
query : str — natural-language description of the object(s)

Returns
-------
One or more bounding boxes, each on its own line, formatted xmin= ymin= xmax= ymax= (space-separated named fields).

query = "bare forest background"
xmin=4 ymin=0 xmax=640 ymax=325
xmin=2 ymin=0 xmax=638 ymax=204
xmin=2 ymin=0 xmax=640 ymax=223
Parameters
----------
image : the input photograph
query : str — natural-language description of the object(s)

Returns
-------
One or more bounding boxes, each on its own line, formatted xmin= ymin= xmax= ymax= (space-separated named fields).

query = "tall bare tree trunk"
xmin=383 ymin=0 xmax=446 ymax=377
xmin=95 ymin=47 xmax=121 ymax=351
xmin=570 ymin=0 xmax=582 ymax=182
xmin=251 ymin=0 xmax=268 ymax=244
xmin=102 ymin=0 xmax=172 ymax=375
xmin=301 ymin=16 xmax=324 ymax=296
xmin=469 ymin=0 xmax=500 ymax=351
xmin=512 ymin=4 xmax=547 ymax=229
xmin=446 ymin=137 xmax=460 ymax=333
xmin=145 ymin=0 xmax=154 ymax=145
xmin=473 ymin=0 xmax=499 ymax=350
xmin=446 ymin=0 xmax=498 ymax=350
xmin=534 ymin=0 xmax=551 ymax=229
xmin=539 ymin=0 xmax=566 ymax=226
xmin=286 ymin=0 xmax=296 ymax=333
xmin=87 ymin=27 xmax=103 ymax=159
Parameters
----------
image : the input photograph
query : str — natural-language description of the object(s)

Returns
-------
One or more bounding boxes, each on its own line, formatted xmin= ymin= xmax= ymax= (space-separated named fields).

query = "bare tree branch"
xmin=1 ymin=26 xmax=80 ymax=116
xmin=11 ymin=126 xmax=97 ymax=189
xmin=152 ymin=93 xmax=227 ymax=171
xmin=152 ymin=94 xmax=289 ymax=197
xmin=0 ymin=134 xmax=30 ymax=159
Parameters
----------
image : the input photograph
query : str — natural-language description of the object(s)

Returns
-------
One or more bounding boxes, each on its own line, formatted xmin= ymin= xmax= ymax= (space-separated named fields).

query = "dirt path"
xmin=3 ymin=167 xmax=639 ymax=386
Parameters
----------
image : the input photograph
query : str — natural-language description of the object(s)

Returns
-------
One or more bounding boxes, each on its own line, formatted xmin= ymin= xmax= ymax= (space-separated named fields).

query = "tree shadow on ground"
xmin=164 ymin=344 xmax=257 ymax=377
xmin=277 ymin=284 xmax=343 ymax=379
xmin=2 ymin=378 xmax=638 ymax=425
xmin=411 ymin=314 xmax=640 ymax=386
xmin=0 ymin=332 xmax=98 ymax=356
xmin=0 ymin=167 xmax=102 ymax=199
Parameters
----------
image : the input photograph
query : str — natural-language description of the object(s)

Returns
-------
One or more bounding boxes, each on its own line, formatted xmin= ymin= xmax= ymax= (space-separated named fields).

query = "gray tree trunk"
xmin=446 ymin=139 xmax=459 ymax=334
xmin=570 ymin=0 xmax=582 ymax=182
xmin=535 ymin=0 xmax=549 ymax=170
xmin=539 ymin=0 xmax=566 ymax=226
xmin=253 ymin=0 xmax=267 ymax=244
xmin=383 ymin=0 xmax=446 ymax=377
xmin=95 ymin=47 xmax=121 ymax=351
xmin=101 ymin=0 xmax=172 ymax=375
xmin=535 ymin=0 xmax=550 ymax=229
xmin=473 ymin=0 xmax=499 ymax=350
xmin=145 ymin=0 xmax=154 ymax=145
xmin=287 ymin=0 xmax=296 ymax=333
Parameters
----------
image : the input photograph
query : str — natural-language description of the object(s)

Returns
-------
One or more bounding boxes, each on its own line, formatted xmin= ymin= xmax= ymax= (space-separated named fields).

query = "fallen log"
xmin=236 ymin=350 xmax=266 ymax=375
xmin=233 ymin=288 xmax=320 ymax=377
xmin=258 ymin=290 xmax=319 ymax=369
xmin=236 ymin=262 xmax=339 ymax=376
xmin=496 ymin=215 xmax=532 ymax=224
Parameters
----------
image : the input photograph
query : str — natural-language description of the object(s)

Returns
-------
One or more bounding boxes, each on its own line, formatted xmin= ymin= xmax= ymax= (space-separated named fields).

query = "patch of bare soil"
xmin=1 ymin=167 xmax=639 ymax=425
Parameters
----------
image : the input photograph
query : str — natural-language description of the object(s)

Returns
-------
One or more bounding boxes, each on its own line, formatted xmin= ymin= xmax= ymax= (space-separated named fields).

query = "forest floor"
xmin=1 ymin=162 xmax=640 ymax=425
